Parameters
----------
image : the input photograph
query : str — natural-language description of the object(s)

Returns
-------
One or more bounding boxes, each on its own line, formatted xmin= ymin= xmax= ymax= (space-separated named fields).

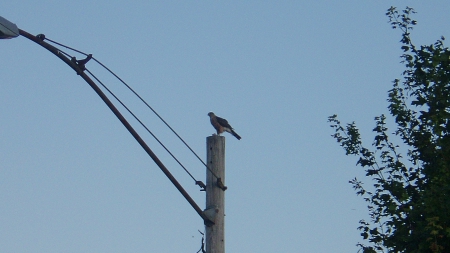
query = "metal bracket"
xmin=196 ymin=180 xmax=206 ymax=191
xmin=71 ymin=54 xmax=92 ymax=73
xmin=216 ymin=178 xmax=227 ymax=191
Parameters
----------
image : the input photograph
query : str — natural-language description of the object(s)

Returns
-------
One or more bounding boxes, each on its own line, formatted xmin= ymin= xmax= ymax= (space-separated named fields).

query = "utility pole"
xmin=205 ymin=135 xmax=226 ymax=253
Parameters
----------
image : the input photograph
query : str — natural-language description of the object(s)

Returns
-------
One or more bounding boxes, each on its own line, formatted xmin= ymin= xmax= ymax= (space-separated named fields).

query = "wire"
xmin=42 ymin=41 xmax=202 ymax=182
xmin=44 ymin=37 xmax=220 ymax=180
xmin=92 ymin=58 xmax=212 ymax=170
xmin=85 ymin=68 xmax=199 ymax=183
xmin=90 ymin=58 xmax=220 ymax=179
xmin=45 ymin=37 xmax=87 ymax=56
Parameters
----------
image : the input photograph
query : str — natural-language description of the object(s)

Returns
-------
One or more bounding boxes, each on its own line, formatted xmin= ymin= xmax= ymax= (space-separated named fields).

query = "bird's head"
xmin=208 ymin=112 xmax=215 ymax=117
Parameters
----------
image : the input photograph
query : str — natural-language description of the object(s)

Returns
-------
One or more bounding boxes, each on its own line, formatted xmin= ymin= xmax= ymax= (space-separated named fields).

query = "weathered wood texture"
xmin=205 ymin=135 xmax=225 ymax=253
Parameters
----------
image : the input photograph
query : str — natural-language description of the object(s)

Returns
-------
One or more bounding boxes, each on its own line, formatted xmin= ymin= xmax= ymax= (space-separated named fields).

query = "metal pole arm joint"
xmin=71 ymin=54 xmax=92 ymax=74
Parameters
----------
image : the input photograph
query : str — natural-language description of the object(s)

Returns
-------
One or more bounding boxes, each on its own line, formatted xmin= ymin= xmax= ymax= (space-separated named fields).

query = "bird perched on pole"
xmin=208 ymin=112 xmax=241 ymax=140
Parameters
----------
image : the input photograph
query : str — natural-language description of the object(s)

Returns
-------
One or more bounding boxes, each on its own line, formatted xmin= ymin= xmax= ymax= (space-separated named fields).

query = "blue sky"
xmin=1 ymin=1 xmax=450 ymax=252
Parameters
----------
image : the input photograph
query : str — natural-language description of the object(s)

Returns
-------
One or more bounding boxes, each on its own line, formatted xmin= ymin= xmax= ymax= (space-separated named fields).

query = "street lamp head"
xmin=0 ymin=16 xmax=19 ymax=39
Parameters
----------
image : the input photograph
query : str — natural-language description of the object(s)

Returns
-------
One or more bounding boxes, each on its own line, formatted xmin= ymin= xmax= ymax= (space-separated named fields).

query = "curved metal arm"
xmin=18 ymin=29 xmax=213 ymax=226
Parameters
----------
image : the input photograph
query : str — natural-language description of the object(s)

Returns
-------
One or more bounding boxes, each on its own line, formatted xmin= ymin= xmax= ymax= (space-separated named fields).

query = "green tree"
xmin=329 ymin=6 xmax=450 ymax=253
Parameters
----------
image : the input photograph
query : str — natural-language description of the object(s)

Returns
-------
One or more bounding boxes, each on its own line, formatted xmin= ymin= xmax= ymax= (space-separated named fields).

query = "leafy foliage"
xmin=329 ymin=6 xmax=450 ymax=253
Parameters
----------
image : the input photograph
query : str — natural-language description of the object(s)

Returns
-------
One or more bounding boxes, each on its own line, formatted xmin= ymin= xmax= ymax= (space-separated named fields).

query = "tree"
xmin=329 ymin=6 xmax=450 ymax=253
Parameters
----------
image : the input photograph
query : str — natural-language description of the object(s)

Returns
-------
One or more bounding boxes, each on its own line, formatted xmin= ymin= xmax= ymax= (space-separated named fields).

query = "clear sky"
xmin=1 ymin=1 xmax=450 ymax=252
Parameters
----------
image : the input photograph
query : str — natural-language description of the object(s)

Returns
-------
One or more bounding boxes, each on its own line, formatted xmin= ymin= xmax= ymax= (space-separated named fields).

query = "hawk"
xmin=208 ymin=112 xmax=241 ymax=140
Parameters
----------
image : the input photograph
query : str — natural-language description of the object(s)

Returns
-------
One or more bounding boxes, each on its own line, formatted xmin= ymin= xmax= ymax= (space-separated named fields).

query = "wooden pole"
xmin=205 ymin=135 xmax=225 ymax=253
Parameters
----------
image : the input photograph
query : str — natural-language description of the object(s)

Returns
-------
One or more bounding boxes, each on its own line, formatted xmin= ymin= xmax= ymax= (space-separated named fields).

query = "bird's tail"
xmin=231 ymin=130 xmax=241 ymax=140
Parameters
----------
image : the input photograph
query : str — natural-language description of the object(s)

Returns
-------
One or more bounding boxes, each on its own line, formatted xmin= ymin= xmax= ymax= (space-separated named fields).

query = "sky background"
xmin=1 ymin=1 xmax=450 ymax=252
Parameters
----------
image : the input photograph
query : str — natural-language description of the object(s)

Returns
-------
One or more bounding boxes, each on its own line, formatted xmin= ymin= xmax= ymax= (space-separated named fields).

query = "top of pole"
xmin=0 ymin=16 xmax=19 ymax=39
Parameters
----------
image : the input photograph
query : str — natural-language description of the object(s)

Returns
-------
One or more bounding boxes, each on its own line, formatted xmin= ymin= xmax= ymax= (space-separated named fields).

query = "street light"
xmin=0 ymin=15 xmax=213 ymax=226
xmin=0 ymin=16 xmax=19 ymax=39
